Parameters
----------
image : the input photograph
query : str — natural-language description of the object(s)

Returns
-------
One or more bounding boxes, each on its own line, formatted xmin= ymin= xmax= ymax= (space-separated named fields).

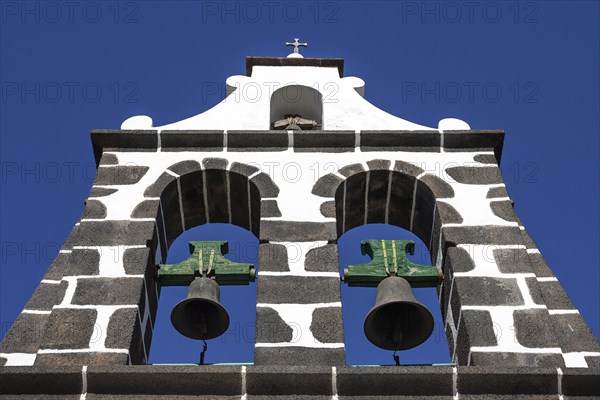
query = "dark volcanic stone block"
xmin=443 ymin=226 xmax=523 ymax=246
xmin=167 ymin=160 xmax=201 ymax=176
xmin=490 ymin=200 xmax=518 ymax=222
xmin=526 ymin=277 xmax=545 ymax=305
xmin=230 ymin=161 xmax=260 ymax=178
xmin=537 ymin=280 xmax=575 ymax=309
xmin=437 ymin=201 xmax=463 ymax=224
xmin=445 ymin=166 xmax=503 ymax=185
xmin=387 ymin=172 xmax=414 ymax=230
xmin=312 ymin=173 xmax=343 ymax=197
xmin=123 ymin=247 xmax=154 ymax=275
xmin=336 ymin=366 xmax=453 ymax=396
xmin=72 ymin=277 xmax=144 ymax=306
xmin=86 ymin=365 xmax=242 ymax=395
xmin=473 ymin=154 xmax=498 ymax=164
xmin=178 ymin=170 xmax=206 ymax=229
xmin=420 ymin=174 xmax=455 ymax=198
xmin=228 ymin=131 xmax=288 ymax=150
xmin=366 ymin=170 xmax=391 ymax=224
xmin=105 ymin=307 xmax=145 ymax=365
xmin=255 ymin=307 xmax=293 ymax=343
xmin=550 ymin=313 xmax=600 ymax=353
xmin=65 ymin=248 xmax=100 ymax=276
xmin=261 ymin=199 xmax=282 ymax=218
xmin=82 ymin=200 xmax=107 ymax=219
xmin=320 ymin=200 xmax=336 ymax=218
xmin=250 ymin=173 xmax=279 ymax=198
xmin=0 ymin=366 xmax=83 ymax=394
xmin=366 ymin=159 xmax=391 ymax=171
xmin=24 ymin=281 xmax=68 ymax=311
xmin=258 ymin=243 xmax=289 ymax=272
xmin=412 ymin=180 xmax=436 ymax=244
xmin=35 ymin=352 xmax=130 ymax=366
xmin=513 ymin=309 xmax=559 ymax=348
xmin=246 ymin=366 xmax=332 ymax=395
xmin=528 ymin=252 xmax=554 ymax=277
xmin=160 ymin=131 xmax=223 ymax=151
xmin=493 ymin=248 xmax=532 ymax=273
xmin=0 ymin=313 xmax=50 ymax=353
xmin=487 ymin=186 xmax=508 ymax=198
xmin=131 ymin=199 xmax=159 ymax=219
xmin=91 ymin=130 xmax=158 ymax=164
xmin=259 ymin=221 xmax=337 ymax=241
xmin=305 ymin=244 xmax=338 ymax=272
xmin=457 ymin=309 xmax=497 ymax=352
xmin=394 ymin=160 xmax=424 ymax=178
xmin=338 ymin=163 xmax=364 ymax=177
xmin=93 ymin=166 xmax=149 ymax=185
xmin=89 ymin=187 xmax=118 ymax=197
xmin=293 ymin=131 xmax=355 ymax=150
xmin=342 ymin=173 xmax=367 ymax=232
xmin=361 ymin=131 xmax=441 ymax=152
xmin=469 ymin=352 xmax=564 ymax=367
xmin=453 ymin=276 xmax=524 ymax=306
xmin=202 ymin=157 xmax=228 ymax=170
xmin=457 ymin=367 xmax=558 ymax=395
xmin=254 ymin=347 xmax=344 ymax=366
xmin=40 ymin=308 xmax=97 ymax=350
xmin=443 ymin=130 xmax=504 ymax=162
xmin=143 ymin=172 xmax=176 ymax=197
xmin=74 ymin=220 xmax=156 ymax=247
xmin=99 ymin=153 xmax=118 ymax=165
xmin=43 ymin=252 xmax=69 ymax=280
xmin=310 ymin=307 xmax=344 ymax=343
xmin=256 ymin=276 xmax=341 ymax=304
xmin=562 ymin=368 xmax=600 ymax=396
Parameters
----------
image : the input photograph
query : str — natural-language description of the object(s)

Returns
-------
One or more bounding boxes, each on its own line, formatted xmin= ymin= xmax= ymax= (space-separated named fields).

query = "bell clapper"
xmin=199 ymin=340 xmax=208 ymax=365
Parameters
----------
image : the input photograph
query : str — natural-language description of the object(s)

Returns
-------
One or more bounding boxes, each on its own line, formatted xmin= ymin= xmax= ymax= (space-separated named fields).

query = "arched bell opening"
xmin=139 ymin=160 xmax=276 ymax=364
xmin=338 ymin=224 xmax=450 ymax=366
xmin=332 ymin=165 xmax=455 ymax=365
xmin=149 ymin=223 xmax=259 ymax=365
xmin=270 ymin=85 xmax=323 ymax=130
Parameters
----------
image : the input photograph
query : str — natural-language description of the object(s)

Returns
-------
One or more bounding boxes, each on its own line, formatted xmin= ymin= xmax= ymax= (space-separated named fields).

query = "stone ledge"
xmin=1 ymin=366 xmax=598 ymax=396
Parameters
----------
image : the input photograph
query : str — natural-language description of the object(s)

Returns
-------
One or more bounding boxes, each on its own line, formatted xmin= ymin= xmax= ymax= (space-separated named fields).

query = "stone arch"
xmin=312 ymin=159 xmax=458 ymax=263
xmin=270 ymin=85 xmax=323 ymax=129
xmin=134 ymin=158 xmax=280 ymax=261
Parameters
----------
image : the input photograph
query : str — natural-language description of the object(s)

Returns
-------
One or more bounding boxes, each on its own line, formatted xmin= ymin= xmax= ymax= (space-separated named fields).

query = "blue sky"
xmin=1 ymin=1 xmax=598 ymax=365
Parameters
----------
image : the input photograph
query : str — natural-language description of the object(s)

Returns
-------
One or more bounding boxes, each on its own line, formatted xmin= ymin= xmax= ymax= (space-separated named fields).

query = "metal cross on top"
xmin=285 ymin=38 xmax=308 ymax=54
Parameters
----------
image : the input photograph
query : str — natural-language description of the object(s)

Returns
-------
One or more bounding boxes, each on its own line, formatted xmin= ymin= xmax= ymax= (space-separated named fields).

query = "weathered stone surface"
xmin=256 ymin=276 xmax=341 ymax=304
xmin=457 ymin=367 xmax=558 ymax=395
xmin=255 ymin=307 xmax=293 ymax=343
xmin=91 ymin=130 xmax=158 ymax=164
xmin=393 ymin=160 xmax=424 ymax=178
xmin=443 ymin=130 xmax=504 ymax=161
xmin=293 ymin=131 xmax=354 ymax=151
xmin=167 ymin=160 xmax=201 ymax=176
xmin=520 ymin=230 xmax=537 ymax=249
xmin=202 ymin=157 xmax=228 ymax=170
xmin=261 ymin=199 xmax=282 ymax=218
xmin=457 ymin=310 xmax=497 ymax=355
xmin=550 ymin=314 xmax=600 ymax=353
xmin=73 ymin=221 xmax=156 ymax=247
xmin=105 ymin=308 xmax=145 ymax=365
xmin=258 ymin=244 xmax=289 ymax=272
xmin=412 ymin=180 xmax=436 ymax=244
xmin=82 ymin=200 xmax=107 ymax=219
xmin=250 ymin=173 xmax=279 ymax=198
xmin=0 ymin=313 xmax=50 ymax=353
xmin=43 ymin=252 xmax=69 ymax=280
xmin=473 ymin=154 xmax=498 ymax=164
xmin=230 ymin=162 xmax=260 ymax=178
xmin=420 ymin=174 xmax=455 ymax=198
xmin=437 ymin=201 xmax=463 ymax=224
xmin=304 ymin=244 xmax=338 ymax=272
xmin=227 ymin=131 xmax=288 ymax=150
xmin=445 ymin=166 xmax=503 ymax=185
xmin=64 ymin=248 xmax=100 ymax=276
xmin=123 ymin=247 xmax=154 ymax=276
xmin=560 ymin=368 xmax=600 ymax=396
xmin=312 ymin=173 xmax=344 ymax=198
xmin=99 ymin=153 xmax=118 ymax=165
xmin=310 ymin=307 xmax=344 ymax=343
xmin=537 ymin=280 xmax=575 ymax=309
xmin=260 ymin=221 xmax=336 ymax=242
xmin=93 ymin=166 xmax=149 ymax=185
xmin=340 ymin=173 xmax=367 ymax=232
xmin=528 ymin=252 xmax=554 ymax=277
xmin=490 ymin=200 xmax=518 ymax=222
xmin=144 ymin=172 xmax=176 ymax=198
xmin=365 ymin=170 xmax=391 ymax=224
xmin=72 ymin=277 xmax=144 ymax=305
xmin=336 ymin=366 xmax=453 ymax=396
xmin=131 ymin=199 xmax=159 ymax=219
xmin=366 ymin=159 xmax=391 ymax=171
xmin=453 ymin=277 xmax=524 ymax=307
xmin=177 ymin=170 xmax=206 ymax=229
xmin=319 ymin=200 xmax=336 ymax=218
xmin=443 ymin=226 xmax=523 ymax=246
xmin=0 ymin=366 xmax=82 ymax=394
xmin=24 ymin=282 xmax=68 ymax=311
xmin=161 ymin=131 xmax=223 ymax=151
xmin=386 ymin=172 xmax=415 ymax=230
xmin=254 ymin=347 xmax=344 ymax=366
xmin=513 ymin=309 xmax=559 ymax=348
xmin=493 ymin=248 xmax=532 ymax=273
xmin=487 ymin=186 xmax=508 ymax=198
xmin=89 ymin=187 xmax=118 ymax=197
xmin=40 ymin=309 xmax=97 ymax=350
xmin=361 ymin=131 xmax=441 ymax=152
xmin=469 ymin=352 xmax=564 ymax=367
xmin=338 ymin=163 xmax=364 ymax=177
xmin=525 ymin=277 xmax=545 ymax=305
xmin=246 ymin=366 xmax=332 ymax=395
xmin=35 ymin=352 xmax=130 ymax=366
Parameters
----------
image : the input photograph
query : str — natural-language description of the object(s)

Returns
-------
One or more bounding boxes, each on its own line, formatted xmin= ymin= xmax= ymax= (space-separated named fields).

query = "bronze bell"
xmin=171 ymin=277 xmax=230 ymax=340
xmin=364 ymin=276 xmax=434 ymax=351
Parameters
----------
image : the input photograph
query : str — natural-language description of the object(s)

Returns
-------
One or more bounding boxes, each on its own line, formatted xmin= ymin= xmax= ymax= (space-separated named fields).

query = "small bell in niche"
xmin=272 ymin=114 xmax=317 ymax=130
